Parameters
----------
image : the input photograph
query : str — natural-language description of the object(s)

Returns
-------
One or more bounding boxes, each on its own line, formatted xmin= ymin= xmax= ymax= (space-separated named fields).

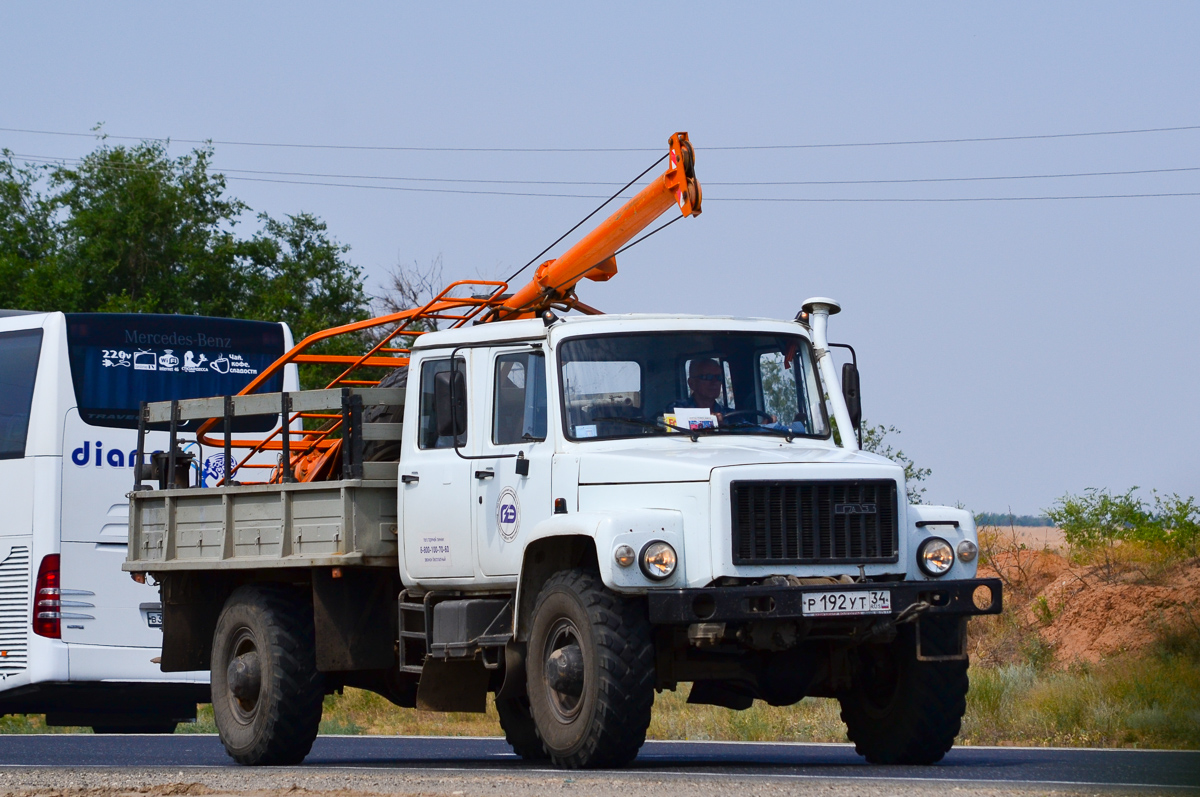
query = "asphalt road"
xmin=0 ymin=735 xmax=1197 ymax=792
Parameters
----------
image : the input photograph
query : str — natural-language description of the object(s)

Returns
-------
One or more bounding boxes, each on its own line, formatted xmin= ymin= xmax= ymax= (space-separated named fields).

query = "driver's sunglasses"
xmin=692 ymin=373 xmax=723 ymax=382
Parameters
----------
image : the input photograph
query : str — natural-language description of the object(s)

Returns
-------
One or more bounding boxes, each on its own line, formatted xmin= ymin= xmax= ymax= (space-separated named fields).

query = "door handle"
xmin=401 ymin=474 xmax=419 ymax=484
xmin=474 ymin=470 xmax=495 ymax=479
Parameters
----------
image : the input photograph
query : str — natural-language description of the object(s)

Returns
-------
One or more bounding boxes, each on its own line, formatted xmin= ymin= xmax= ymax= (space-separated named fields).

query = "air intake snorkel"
xmin=801 ymin=297 xmax=858 ymax=451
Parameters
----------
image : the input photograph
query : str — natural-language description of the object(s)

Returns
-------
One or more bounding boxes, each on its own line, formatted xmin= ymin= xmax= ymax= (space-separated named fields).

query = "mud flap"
xmin=415 ymin=658 xmax=489 ymax=712
xmin=687 ymin=679 xmax=755 ymax=710
xmin=494 ymin=642 xmax=527 ymax=702
xmin=915 ymin=616 xmax=968 ymax=662
xmin=313 ymin=567 xmax=397 ymax=671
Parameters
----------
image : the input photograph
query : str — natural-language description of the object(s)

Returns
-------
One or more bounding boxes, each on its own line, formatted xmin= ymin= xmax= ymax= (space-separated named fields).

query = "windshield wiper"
xmin=691 ymin=423 xmax=797 ymax=443
xmin=589 ymin=416 xmax=701 ymax=441
xmin=590 ymin=416 xmax=797 ymax=443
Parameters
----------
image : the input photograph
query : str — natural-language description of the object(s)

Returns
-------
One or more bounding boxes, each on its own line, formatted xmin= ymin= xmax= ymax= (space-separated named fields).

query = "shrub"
xmin=1150 ymin=492 xmax=1199 ymax=557
xmin=1046 ymin=488 xmax=1199 ymax=581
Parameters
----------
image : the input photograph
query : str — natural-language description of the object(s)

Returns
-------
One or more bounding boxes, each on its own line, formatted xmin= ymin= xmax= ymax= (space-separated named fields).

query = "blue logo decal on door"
xmin=496 ymin=487 xmax=521 ymax=543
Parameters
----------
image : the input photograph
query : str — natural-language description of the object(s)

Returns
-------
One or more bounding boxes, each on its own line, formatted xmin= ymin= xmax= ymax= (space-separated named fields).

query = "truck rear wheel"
xmin=495 ymin=695 xmax=548 ymax=760
xmin=211 ymin=585 xmax=325 ymax=765
xmin=838 ymin=621 xmax=969 ymax=765
xmin=526 ymin=569 xmax=655 ymax=769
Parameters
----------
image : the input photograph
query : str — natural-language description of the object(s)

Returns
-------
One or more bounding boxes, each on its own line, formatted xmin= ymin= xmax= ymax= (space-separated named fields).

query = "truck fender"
xmin=906 ymin=505 xmax=978 ymax=580
xmin=512 ymin=509 xmax=685 ymax=641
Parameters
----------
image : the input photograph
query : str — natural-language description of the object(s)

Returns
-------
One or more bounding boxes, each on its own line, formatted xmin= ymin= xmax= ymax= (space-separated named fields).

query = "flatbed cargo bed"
xmin=123 ymin=479 xmax=399 ymax=573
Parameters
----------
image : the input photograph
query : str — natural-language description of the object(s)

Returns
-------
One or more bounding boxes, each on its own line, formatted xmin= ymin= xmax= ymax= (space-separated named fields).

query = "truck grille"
xmin=730 ymin=480 xmax=899 ymax=565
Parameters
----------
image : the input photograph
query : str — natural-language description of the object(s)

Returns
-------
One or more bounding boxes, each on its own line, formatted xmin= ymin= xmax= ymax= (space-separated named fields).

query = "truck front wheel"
xmin=495 ymin=695 xmax=548 ymax=760
xmin=838 ymin=620 xmax=969 ymax=764
xmin=526 ymin=569 xmax=655 ymax=768
xmin=210 ymin=585 xmax=325 ymax=765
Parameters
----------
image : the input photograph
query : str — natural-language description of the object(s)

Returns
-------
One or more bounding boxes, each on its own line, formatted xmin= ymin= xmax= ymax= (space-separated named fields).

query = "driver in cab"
xmin=672 ymin=358 xmax=731 ymax=421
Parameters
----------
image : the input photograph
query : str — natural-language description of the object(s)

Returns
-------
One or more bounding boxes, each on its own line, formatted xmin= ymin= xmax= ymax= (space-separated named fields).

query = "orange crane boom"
xmin=497 ymin=132 xmax=700 ymax=317
xmin=197 ymin=132 xmax=702 ymax=483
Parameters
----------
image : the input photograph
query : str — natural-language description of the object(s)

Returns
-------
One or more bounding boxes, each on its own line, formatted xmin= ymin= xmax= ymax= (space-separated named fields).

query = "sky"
xmin=3 ymin=2 xmax=1198 ymax=514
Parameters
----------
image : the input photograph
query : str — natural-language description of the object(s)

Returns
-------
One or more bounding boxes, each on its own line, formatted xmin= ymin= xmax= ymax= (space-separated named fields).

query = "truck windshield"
xmin=558 ymin=331 xmax=829 ymax=441
xmin=65 ymin=313 xmax=286 ymax=431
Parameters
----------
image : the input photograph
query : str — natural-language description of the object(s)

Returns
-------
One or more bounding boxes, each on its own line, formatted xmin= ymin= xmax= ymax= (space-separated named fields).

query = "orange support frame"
xmin=201 ymin=133 xmax=701 ymax=484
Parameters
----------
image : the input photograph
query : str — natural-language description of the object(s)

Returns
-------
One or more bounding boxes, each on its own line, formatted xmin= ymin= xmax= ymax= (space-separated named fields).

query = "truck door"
xmin=473 ymin=348 xmax=552 ymax=578
xmin=401 ymin=354 xmax=474 ymax=579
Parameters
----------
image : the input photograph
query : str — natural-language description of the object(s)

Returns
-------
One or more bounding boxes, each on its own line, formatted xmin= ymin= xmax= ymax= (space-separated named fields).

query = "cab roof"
xmin=410 ymin=313 xmax=811 ymax=350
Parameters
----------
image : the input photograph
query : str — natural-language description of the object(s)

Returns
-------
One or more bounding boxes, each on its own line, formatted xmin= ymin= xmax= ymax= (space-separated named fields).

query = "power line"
xmin=707 ymin=125 xmax=1200 ymax=151
xmin=504 ymin=153 xmax=668 ymax=283
xmin=708 ymin=166 xmax=1200 ymax=186
xmin=717 ymin=192 xmax=1200 ymax=202
xmin=221 ymin=178 xmax=1200 ymax=201
xmin=2 ymin=123 xmax=1199 ymax=153
xmin=8 ymin=153 xmax=1198 ymax=202
xmin=11 ymin=150 xmax=1200 ymax=189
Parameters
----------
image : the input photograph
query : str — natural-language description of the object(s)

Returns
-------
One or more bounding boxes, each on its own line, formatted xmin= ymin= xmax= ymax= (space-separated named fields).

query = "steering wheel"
xmin=722 ymin=409 xmax=775 ymax=426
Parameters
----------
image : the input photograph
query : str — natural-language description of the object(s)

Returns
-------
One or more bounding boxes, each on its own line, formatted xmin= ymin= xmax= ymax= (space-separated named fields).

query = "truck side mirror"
xmin=434 ymin=369 xmax=467 ymax=438
xmin=841 ymin=362 xmax=862 ymax=433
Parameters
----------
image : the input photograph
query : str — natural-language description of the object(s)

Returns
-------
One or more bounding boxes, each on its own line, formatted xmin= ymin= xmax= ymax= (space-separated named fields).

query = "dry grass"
xmin=5 ymin=639 xmax=1197 ymax=748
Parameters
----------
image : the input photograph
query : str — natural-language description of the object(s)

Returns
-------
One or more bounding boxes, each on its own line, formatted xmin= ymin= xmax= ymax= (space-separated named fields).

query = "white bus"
xmin=0 ymin=310 xmax=297 ymax=732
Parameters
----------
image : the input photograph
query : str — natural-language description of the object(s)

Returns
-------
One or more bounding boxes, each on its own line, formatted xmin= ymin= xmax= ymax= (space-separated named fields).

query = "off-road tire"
xmin=496 ymin=695 xmax=548 ymax=760
xmin=92 ymin=722 xmax=178 ymax=734
xmin=211 ymin=584 xmax=325 ymax=765
xmin=526 ymin=568 xmax=655 ymax=769
xmin=838 ymin=619 xmax=969 ymax=765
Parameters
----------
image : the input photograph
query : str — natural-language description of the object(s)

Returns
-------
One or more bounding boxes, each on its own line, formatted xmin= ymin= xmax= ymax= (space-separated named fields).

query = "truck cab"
xmin=399 ymin=311 xmax=951 ymax=593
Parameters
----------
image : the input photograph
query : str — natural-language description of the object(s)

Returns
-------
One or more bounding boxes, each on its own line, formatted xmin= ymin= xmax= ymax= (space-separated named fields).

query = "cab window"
xmin=493 ymin=351 xmax=547 ymax=445
xmin=418 ymin=357 xmax=467 ymax=449
xmin=0 ymin=328 xmax=43 ymax=459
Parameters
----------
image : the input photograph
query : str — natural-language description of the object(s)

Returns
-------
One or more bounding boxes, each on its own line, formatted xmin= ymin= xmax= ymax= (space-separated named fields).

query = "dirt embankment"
xmin=977 ymin=534 xmax=1200 ymax=665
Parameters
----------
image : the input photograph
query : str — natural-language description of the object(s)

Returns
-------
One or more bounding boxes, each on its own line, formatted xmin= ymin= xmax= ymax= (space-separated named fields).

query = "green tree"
xmin=0 ymin=141 xmax=370 ymax=387
xmin=760 ymin=353 xmax=797 ymax=420
xmin=860 ymin=421 xmax=931 ymax=503
xmin=1150 ymin=492 xmax=1199 ymax=557
xmin=1046 ymin=487 xmax=1200 ymax=573
xmin=48 ymin=141 xmax=246 ymax=314
xmin=240 ymin=213 xmax=365 ymax=343
xmin=0 ymin=152 xmax=62 ymax=308
xmin=239 ymin=213 xmax=368 ymax=387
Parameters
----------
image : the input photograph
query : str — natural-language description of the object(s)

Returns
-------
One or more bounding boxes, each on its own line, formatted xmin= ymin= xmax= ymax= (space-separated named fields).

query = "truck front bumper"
xmin=646 ymin=578 xmax=1002 ymax=625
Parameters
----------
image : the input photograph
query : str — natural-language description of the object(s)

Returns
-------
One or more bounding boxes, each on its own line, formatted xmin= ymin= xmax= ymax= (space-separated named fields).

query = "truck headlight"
xmin=640 ymin=541 xmax=677 ymax=580
xmin=957 ymin=539 xmax=978 ymax=563
xmin=917 ymin=537 xmax=954 ymax=577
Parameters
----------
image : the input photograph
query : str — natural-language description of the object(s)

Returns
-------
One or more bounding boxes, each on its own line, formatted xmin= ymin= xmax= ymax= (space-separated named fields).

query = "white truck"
xmin=0 ymin=309 xmax=296 ymax=731
xmin=124 ymin=303 xmax=1000 ymax=766
xmin=124 ymin=133 xmax=1000 ymax=767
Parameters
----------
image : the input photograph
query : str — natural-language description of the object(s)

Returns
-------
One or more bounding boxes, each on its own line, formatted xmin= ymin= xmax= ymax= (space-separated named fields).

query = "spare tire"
xmin=363 ymin=366 xmax=407 ymax=462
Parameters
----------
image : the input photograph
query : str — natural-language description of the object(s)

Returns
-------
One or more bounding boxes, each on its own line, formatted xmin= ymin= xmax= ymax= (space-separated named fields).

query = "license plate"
xmin=801 ymin=589 xmax=891 ymax=617
xmin=146 ymin=611 xmax=163 ymax=628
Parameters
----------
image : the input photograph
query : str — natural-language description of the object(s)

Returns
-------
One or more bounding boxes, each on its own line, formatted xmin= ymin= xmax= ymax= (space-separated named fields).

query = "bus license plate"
xmin=146 ymin=611 xmax=163 ymax=628
xmin=801 ymin=590 xmax=891 ymax=617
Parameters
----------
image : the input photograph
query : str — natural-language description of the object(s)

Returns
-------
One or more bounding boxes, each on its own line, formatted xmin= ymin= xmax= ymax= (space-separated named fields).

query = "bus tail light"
xmin=33 ymin=554 xmax=61 ymax=639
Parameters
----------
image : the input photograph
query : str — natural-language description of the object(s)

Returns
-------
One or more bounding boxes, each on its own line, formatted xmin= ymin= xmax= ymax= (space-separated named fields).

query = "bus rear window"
xmin=65 ymin=314 xmax=286 ymax=431
xmin=0 ymin=328 xmax=43 ymax=458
